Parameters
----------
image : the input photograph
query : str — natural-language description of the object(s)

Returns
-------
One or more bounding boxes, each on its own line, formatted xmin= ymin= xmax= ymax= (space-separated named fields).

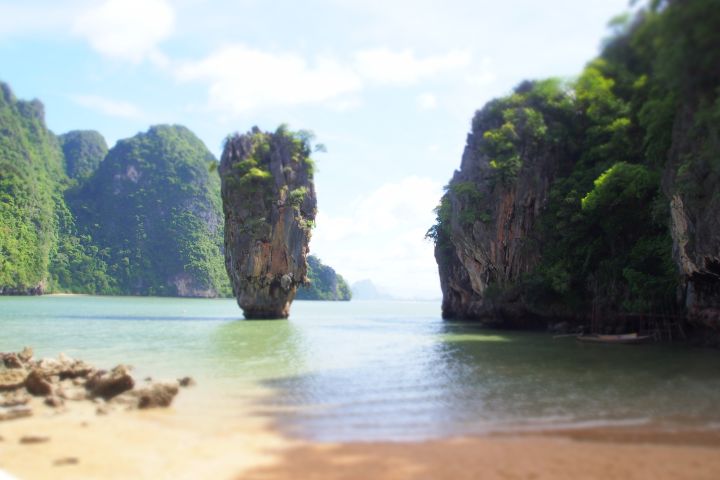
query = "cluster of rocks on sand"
xmin=0 ymin=347 xmax=194 ymax=421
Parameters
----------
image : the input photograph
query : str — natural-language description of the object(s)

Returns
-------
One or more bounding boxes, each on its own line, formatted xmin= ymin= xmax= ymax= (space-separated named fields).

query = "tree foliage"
xmin=430 ymin=0 xmax=719 ymax=316
xmin=296 ymin=255 xmax=352 ymax=301
xmin=71 ymin=125 xmax=230 ymax=297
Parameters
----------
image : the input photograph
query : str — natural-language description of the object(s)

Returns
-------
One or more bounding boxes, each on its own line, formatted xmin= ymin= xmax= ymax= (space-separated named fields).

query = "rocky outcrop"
xmin=665 ymin=110 xmax=720 ymax=334
xmin=433 ymin=86 xmax=563 ymax=325
xmin=0 ymin=348 xmax=184 ymax=420
xmin=220 ymin=126 xmax=317 ymax=319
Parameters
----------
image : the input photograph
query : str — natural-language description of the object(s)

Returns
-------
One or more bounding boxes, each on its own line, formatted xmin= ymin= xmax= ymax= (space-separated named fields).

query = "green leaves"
xmin=70 ymin=125 xmax=230 ymax=296
xmin=295 ymin=255 xmax=351 ymax=301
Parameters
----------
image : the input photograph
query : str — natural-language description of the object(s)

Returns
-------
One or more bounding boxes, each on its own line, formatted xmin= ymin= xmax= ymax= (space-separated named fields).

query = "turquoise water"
xmin=2 ymin=296 xmax=720 ymax=441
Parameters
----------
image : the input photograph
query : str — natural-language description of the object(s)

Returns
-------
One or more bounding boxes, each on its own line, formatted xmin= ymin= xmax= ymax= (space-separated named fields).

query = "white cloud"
xmin=73 ymin=0 xmax=175 ymax=64
xmin=175 ymin=45 xmax=363 ymax=112
xmin=417 ymin=93 xmax=438 ymax=110
xmin=175 ymin=45 xmax=474 ymax=114
xmin=311 ymin=176 xmax=444 ymax=299
xmin=0 ymin=3 xmax=75 ymax=36
xmin=71 ymin=94 xmax=143 ymax=119
xmin=354 ymin=48 xmax=471 ymax=85
xmin=465 ymin=57 xmax=497 ymax=87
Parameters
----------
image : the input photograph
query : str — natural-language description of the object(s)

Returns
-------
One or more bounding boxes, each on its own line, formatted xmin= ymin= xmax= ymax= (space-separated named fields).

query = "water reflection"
xmin=259 ymin=319 xmax=720 ymax=441
xmin=210 ymin=318 xmax=308 ymax=382
xmin=3 ymin=296 xmax=720 ymax=442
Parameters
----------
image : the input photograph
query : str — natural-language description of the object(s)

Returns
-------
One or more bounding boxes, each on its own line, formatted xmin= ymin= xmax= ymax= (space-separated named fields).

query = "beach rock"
xmin=0 ymin=369 xmax=27 ymax=391
xmin=135 ymin=382 xmax=179 ymax=409
xmin=57 ymin=385 xmax=86 ymax=402
xmin=0 ymin=348 xmax=186 ymax=418
xmin=178 ymin=376 xmax=195 ymax=387
xmin=86 ymin=365 xmax=134 ymax=400
xmin=19 ymin=435 xmax=49 ymax=444
xmin=3 ymin=353 xmax=23 ymax=369
xmin=0 ymin=405 xmax=32 ymax=421
xmin=54 ymin=457 xmax=79 ymax=466
xmin=220 ymin=126 xmax=317 ymax=319
xmin=0 ymin=391 xmax=31 ymax=407
xmin=44 ymin=396 xmax=64 ymax=408
xmin=109 ymin=392 xmax=137 ymax=408
xmin=33 ymin=355 xmax=95 ymax=380
xmin=25 ymin=370 xmax=53 ymax=396
xmin=18 ymin=347 xmax=33 ymax=363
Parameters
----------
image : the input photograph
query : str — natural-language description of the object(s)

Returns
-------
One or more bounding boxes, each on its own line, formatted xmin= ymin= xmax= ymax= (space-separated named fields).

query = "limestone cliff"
xmin=220 ymin=126 xmax=317 ymax=319
xmin=664 ymin=103 xmax=720 ymax=333
xmin=655 ymin=0 xmax=720 ymax=336
xmin=432 ymin=1 xmax=720 ymax=336
xmin=432 ymin=82 xmax=567 ymax=325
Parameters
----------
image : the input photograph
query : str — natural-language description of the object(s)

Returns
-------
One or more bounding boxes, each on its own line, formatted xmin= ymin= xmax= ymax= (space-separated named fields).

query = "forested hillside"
xmin=0 ymin=82 xmax=65 ymax=293
xmin=431 ymin=0 xmax=720 ymax=334
xmin=1 ymin=89 xmax=347 ymax=298
xmin=70 ymin=125 xmax=230 ymax=297
xmin=296 ymin=255 xmax=352 ymax=301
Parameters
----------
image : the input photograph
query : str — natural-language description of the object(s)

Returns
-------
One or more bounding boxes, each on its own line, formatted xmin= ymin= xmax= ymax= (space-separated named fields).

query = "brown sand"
xmin=2 ymin=391 xmax=720 ymax=480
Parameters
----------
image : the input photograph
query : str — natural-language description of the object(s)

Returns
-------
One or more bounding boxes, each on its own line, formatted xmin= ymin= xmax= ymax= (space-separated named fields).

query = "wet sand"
xmin=2 ymin=393 xmax=720 ymax=480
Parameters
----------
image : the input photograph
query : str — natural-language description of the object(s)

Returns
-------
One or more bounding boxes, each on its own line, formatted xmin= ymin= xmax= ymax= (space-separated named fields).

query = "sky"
xmin=0 ymin=0 xmax=632 ymax=299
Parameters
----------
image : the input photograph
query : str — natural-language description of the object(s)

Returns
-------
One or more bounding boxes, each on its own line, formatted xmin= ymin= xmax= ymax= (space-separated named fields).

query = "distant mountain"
xmin=296 ymin=255 xmax=351 ymax=301
xmin=350 ymin=279 xmax=393 ymax=301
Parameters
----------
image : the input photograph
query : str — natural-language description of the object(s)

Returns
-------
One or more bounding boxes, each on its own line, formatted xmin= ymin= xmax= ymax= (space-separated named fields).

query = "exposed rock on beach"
xmin=0 ymin=348 xmax=189 ymax=422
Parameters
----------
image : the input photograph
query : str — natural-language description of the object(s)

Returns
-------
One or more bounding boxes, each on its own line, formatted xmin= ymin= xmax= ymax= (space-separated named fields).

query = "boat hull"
xmin=576 ymin=333 xmax=653 ymax=345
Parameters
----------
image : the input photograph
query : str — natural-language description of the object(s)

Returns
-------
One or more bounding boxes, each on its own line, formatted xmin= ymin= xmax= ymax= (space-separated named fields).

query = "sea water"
xmin=2 ymin=295 xmax=720 ymax=441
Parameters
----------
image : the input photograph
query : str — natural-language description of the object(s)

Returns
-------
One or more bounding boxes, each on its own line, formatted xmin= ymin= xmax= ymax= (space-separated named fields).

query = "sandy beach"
xmin=2 ymin=392 xmax=720 ymax=480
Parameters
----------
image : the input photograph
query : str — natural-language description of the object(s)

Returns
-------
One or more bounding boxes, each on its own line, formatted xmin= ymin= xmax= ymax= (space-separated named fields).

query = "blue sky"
xmin=0 ymin=0 xmax=631 ymax=299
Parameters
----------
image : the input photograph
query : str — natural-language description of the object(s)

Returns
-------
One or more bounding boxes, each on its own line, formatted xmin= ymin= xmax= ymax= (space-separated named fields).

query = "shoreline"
xmin=2 ymin=393 xmax=720 ymax=480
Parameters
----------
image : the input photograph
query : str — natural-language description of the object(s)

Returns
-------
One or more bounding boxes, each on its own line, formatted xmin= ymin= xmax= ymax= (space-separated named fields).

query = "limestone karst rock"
xmin=220 ymin=126 xmax=317 ymax=319
xmin=431 ymin=81 xmax=563 ymax=326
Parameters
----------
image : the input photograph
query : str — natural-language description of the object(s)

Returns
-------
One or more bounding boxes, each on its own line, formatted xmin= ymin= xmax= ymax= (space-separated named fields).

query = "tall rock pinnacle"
xmin=219 ymin=126 xmax=317 ymax=319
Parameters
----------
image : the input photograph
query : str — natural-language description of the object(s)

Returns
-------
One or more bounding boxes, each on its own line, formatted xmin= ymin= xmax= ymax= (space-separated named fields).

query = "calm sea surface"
xmin=2 ymin=296 xmax=720 ymax=441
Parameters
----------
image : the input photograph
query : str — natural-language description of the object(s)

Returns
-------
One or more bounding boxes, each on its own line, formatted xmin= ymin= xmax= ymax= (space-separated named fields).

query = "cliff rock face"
xmin=657 ymin=0 xmax=720 ymax=335
xmin=433 ymin=85 xmax=563 ymax=325
xmin=432 ymin=1 xmax=720 ymax=336
xmin=220 ymin=126 xmax=317 ymax=318
xmin=666 ymin=110 xmax=720 ymax=332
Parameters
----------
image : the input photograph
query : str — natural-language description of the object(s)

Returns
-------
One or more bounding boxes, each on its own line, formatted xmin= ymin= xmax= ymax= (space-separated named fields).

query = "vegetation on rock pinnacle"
xmin=220 ymin=125 xmax=318 ymax=318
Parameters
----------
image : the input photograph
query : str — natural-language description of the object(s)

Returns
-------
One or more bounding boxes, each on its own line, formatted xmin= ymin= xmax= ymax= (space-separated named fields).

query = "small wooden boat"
xmin=576 ymin=332 xmax=653 ymax=344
